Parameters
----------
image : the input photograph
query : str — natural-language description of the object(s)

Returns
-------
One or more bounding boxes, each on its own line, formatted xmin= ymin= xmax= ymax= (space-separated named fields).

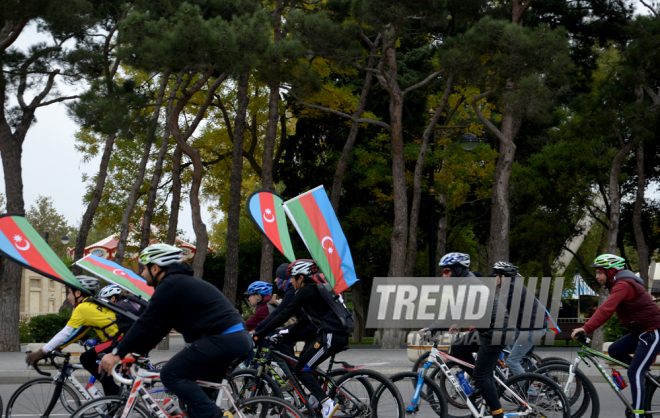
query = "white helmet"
xmin=99 ymin=284 xmax=122 ymax=298
xmin=287 ymin=259 xmax=319 ymax=277
xmin=139 ymin=244 xmax=184 ymax=267
xmin=76 ymin=275 xmax=100 ymax=294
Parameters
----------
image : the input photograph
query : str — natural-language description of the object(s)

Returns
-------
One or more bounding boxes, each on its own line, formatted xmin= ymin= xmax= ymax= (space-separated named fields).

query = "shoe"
xmin=301 ymin=395 xmax=319 ymax=413
xmin=321 ymin=398 xmax=339 ymax=418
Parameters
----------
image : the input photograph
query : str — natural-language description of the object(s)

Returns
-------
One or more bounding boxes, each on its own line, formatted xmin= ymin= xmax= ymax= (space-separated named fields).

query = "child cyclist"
xmin=572 ymin=254 xmax=660 ymax=418
xmin=25 ymin=276 xmax=123 ymax=396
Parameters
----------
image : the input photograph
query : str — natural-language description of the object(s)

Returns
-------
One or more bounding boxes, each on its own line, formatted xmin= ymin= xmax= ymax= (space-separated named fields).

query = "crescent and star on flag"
xmin=263 ymin=208 xmax=275 ymax=223
xmin=13 ymin=235 xmax=31 ymax=251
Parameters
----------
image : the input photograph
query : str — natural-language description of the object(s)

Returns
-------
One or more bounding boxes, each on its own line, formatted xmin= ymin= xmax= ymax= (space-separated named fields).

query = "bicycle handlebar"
xmin=111 ymin=361 xmax=134 ymax=386
xmin=575 ymin=331 xmax=590 ymax=345
xmin=27 ymin=350 xmax=70 ymax=376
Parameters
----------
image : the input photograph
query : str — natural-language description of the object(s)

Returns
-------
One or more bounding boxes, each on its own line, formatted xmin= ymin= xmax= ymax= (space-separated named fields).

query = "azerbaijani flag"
xmin=546 ymin=309 xmax=561 ymax=334
xmin=0 ymin=214 xmax=89 ymax=294
xmin=247 ymin=190 xmax=296 ymax=262
xmin=283 ymin=186 xmax=358 ymax=294
xmin=75 ymin=255 xmax=152 ymax=299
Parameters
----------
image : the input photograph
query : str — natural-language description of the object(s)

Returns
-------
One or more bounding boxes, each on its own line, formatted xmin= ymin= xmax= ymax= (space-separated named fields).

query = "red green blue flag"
xmin=283 ymin=186 xmax=358 ymax=294
xmin=75 ymin=254 xmax=153 ymax=299
xmin=247 ymin=190 xmax=296 ymax=262
xmin=0 ymin=214 xmax=89 ymax=294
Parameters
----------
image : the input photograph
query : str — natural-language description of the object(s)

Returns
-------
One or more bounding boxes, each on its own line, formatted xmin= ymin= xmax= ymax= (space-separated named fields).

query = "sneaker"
xmin=301 ymin=396 xmax=319 ymax=413
xmin=321 ymin=398 xmax=339 ymax=418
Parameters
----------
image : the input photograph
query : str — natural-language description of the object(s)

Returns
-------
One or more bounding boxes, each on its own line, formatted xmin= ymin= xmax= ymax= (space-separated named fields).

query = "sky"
xmin=2 ymin=2 xmax=658 ymax=246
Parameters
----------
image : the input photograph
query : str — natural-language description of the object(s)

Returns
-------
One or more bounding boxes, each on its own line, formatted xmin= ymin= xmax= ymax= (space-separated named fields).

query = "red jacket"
xmin=245 ymin=295 xmax=272 ymax=331
xmin=584 ymin=270 xmax=660 ymax=337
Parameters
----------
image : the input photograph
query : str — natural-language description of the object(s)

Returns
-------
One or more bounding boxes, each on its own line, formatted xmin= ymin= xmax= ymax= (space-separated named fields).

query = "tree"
xmin=26 ymin=196 xmax=76 ymax=259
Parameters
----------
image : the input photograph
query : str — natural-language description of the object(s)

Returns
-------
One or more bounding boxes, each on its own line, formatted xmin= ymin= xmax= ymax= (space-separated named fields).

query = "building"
xmin=20 ymin=269 xmax=67 ymax=318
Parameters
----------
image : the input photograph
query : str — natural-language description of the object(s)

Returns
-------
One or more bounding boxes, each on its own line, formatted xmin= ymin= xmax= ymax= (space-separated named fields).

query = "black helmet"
xmin=492 ymin=261 xmax=519 ymax=278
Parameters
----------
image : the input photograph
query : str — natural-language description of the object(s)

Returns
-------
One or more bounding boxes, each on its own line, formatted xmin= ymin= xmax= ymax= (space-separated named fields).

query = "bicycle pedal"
xmin=223 ymin=411 xmax=234 ymax=418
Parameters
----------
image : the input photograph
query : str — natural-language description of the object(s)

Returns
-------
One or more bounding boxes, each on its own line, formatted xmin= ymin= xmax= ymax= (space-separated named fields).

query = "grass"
xmin=349 ymin=336 xmax=375 ymax=345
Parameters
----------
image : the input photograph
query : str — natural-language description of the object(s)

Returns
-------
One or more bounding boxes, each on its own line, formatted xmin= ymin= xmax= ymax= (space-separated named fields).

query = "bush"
xmin=28 ymin=310 xmax=72 ymax=343
xmin=20 ymin=315 xmax=33 ymax=343
xmin=603 ymin=313 xmax=628 ymax=342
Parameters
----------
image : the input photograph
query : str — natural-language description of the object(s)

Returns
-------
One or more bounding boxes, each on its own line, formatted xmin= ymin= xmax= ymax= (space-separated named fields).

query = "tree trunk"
xmin=387 ymin=91 xmax=408 ymax=278
xmin=435 ymin=192 xmax=448 ymax=277
xmin=633 ymin=141 xmax=649 ymax=287
xmin=404 ymin=77 xmax=453 ymax=276
xmin=166 ymin=145 xmax=182 ymax=245
xmin=115 ymin=73 xmax=169 ymax=264
xmin=351 ymin=280 xmax=365 ymax=342
xmin=73 ymin=133 xmax=117 ymax=268
xmin=223 ymin=71 xmax=250 ymax=306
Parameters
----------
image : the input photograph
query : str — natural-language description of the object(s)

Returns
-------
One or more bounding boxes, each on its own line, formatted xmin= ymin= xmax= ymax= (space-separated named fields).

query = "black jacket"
xmin=255 ymin=283 xmax=346 ymax=338
xmin=502 ymin=277 xmax=548 ymax=331
xmin=254 ymin=283 xmax=296 ymax=333
xmin=114 ymin=263 xmax=244 ymax=357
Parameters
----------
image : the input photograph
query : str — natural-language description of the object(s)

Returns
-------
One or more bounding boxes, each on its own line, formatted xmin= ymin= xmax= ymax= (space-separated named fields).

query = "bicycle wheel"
xmin=336 ymin=369 xmax=404 ymax=418
xmin=69 ymin=395 xmax=150 ymax=418
xmin=643 ymin=374 xmax=660 ymax=418
xmin=6 ymin=378 xmax=82 ymax=418
xmin=534 ymin=363 xmax=597 ymax=418
xmin=538 ymin=357 xmax=571 ymax=366
xmin=229 ymin=395 xmax=305 ymax=418
xmin=228 ymin=368 xmax=283 ymax=400
xmin=429 ymin=360 xmax=472 ymax=414
xmin=499 ymin=372 xmax=571 ymax=418
xmin=390 ymin=372 xmax=447 ymax=417
xmin=326 ymin=369 xmax=376 ymax=417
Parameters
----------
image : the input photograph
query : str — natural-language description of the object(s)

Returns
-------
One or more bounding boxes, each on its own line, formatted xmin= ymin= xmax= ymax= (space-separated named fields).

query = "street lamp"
xmin=61 ymin=235 xmax=70 ymax=245
xmin=459 ymin=133 xmax=479 ymax=151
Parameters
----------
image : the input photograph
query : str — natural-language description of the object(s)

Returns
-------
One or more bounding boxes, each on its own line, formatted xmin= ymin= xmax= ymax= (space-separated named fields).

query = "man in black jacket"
xmin=254 ymin=259 xmax=347 ymax=418
xmin=100 ymin=244 xmax=251 ymax=418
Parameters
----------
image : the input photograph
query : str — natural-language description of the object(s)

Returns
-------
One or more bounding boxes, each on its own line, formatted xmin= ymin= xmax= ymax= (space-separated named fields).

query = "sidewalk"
xmin=0 ymin=338 xmax=613 ymax=385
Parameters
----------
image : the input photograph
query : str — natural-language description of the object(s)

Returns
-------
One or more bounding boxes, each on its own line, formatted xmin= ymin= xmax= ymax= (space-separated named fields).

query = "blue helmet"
xmin=438 ymin=252 xmax=471 ymax=269
xmin=244 ymin=281 xmax=273 ymax=296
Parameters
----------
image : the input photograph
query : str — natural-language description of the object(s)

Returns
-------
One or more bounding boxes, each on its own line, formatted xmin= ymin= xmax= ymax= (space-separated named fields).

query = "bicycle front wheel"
xmin=390 ymin=372 xmax=447 ymax=417
xmin=499 ymin=372 xmax=571 ymax=418
xmin=534 ymin=363 xmax=598 ymax=418
xmin=228 ymin=368 xmax=283 ymax=400
xmin=229 ymin=395 xmax=304 ymax=418
xmin=6 ymin=377 xmax=81 ymax=418
xmin=336 ymin=369 xmax=404 ymax=418
xmin=69 ymin=395 xmax=150 ymax=418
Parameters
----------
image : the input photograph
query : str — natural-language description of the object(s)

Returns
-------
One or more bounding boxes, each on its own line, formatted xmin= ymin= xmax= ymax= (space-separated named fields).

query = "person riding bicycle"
xmin=99 ymin=243 xmax=252 ymax=418
xmin=439 ymin=253 xmax=508 ymax=418
xmin=254 ymin=259 xmax=346 ymax=418
xmin=491 ymin=262 xmax=548 ymax=379
xmin=25 ymin=276 xmax=123 ymax=397
xmin=245 ymin=281 xmax=273 ymax=332
xmin=572 ymin=254 xmax=660 ymax=418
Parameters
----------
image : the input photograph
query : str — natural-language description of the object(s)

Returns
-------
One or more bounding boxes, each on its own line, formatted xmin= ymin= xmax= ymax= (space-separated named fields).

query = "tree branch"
xmin=515 ymin=0 xmax=537 ymax=24
xmin=36 ymin=95 xmax=79 ymax=108
xmin=640 ymin=0 xmax=660 ymax=19
xmin=0 ymin=20 xmax=27 ymax=51
xmin=288 ymin=91 xmax=390 ymax=129
xmin=403 ymin=69 xmax=442 ymax=95
xmin=470 ymin=89 xmax=513 ymax=147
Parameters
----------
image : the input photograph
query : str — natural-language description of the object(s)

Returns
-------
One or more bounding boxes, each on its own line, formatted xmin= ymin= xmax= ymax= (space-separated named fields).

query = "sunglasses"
xmin=443 ymin=268 xmax=452 ymax=275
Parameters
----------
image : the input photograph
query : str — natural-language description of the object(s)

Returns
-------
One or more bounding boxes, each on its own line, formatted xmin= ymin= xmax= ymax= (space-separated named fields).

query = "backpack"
xmin=315 ymin=283 xmax=355 ymax=334
xmin=114 ymin=298 xmax=141 ymax=333
xmin=88 ymin=297 xmax=140 ymax=340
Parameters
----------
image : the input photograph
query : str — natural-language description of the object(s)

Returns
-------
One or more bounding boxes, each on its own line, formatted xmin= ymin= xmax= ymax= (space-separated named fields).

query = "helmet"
xmin=139 ymin=244 xmax=184 ymax=267
xmin=492 ymin=261 xmax=519 ymax=277
xmin=99 ymin=284 xmax=122 ymax=299
xmin=591 ymin=254 xmax=625 ymax=271
xmin=438 ymin=252 xmax=471 ymax=268
xmin=287 ymin=259 xmax=319 ymax=277
xmin=244 ymin=281 xmax=273 ymax=296
xmin=76 ymin=275 xmax=100 ymax=294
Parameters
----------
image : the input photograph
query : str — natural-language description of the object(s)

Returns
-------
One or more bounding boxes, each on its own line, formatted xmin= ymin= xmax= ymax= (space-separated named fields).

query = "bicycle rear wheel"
xmin=499 ymin=372 xmax=571 ymax=418
xmin=534 ymin=363 xmax=598 ymax=418
xmin=69 ymin=395 xmax=150 ymax=418
xmin=390 ymin=372 xmax=447 ymax=417
xmin=333 ymin=369 xmax=404 ymax=418
xmin=229 ymin=396 xmax=304 ymax=418
xmin=6 ymin=378 xmax=81 ymax=418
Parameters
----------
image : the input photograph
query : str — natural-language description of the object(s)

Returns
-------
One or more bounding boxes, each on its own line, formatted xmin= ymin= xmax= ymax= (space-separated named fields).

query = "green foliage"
xmin=28 ymin=310 xmax=72 ymax=343
xmin=20 ymin=316 xmax=32 ymax=344
xmin=603 ymin=313 xmax=628 ymax=342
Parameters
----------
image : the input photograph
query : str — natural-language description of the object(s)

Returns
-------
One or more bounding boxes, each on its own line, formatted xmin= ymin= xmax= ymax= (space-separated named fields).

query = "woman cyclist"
xmin=244 ymin=281 xmax=273 ymax=332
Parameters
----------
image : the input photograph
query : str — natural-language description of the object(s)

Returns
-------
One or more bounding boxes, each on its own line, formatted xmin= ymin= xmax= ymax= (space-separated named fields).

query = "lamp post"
xmin=61 ymin=235 xmax=70 ymax=245
xmin=459 ymin=133 xmax=479 ymax=151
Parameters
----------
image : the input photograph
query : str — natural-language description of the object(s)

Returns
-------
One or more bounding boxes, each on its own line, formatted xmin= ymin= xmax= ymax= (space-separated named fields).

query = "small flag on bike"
xmin=247 ymin=190 xmax=296 ymax=262
xmin=0 ymin=214 xmax=90 ymax=294
xmin=75 ymin=254 xmax=153 ymax=299
xmin=283 ymin=185 xmax=358 ymax=294
xmin=546 ymin=309 xmax=561 ymax=334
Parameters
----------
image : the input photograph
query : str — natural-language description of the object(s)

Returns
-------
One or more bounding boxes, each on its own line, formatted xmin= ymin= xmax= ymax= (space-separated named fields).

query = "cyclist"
xmin=491 ymin=262 xmax=548 ymax=378
xmin=572 ymin=254 xmax=660 ymax=418
xmin=254 ymin=259 xmax=346 ymax=418
xmin=440 ymin=253 xmax=508 ymax=418
xmin=100 ymin=243 xmax=252 ymax=418
xmin=25 ymin=276 xmax=123 ymax=397
xmin=244 ymin=281 xmax=273 ymax=332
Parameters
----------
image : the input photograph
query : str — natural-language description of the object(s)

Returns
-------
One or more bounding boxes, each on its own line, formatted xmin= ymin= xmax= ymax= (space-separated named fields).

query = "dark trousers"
xmin=293 ymin=332 xmax=349 ymax=402
xmin=160 ymin=331 xmax=253 ymax=418
xmin=450 ymin=331 xmax=504 ymax=415
xmin=609 ymin=330 xmax=660 ymax=417
xmin=80 ymin=341 xmax=120 ymax=396
xmin=275 ymin=325 xmax=317 ymax=358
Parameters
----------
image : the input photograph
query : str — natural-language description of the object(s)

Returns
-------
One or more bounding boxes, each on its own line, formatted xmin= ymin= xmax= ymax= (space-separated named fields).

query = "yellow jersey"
xmin=60 ymin=297 xmax=120 ymax=347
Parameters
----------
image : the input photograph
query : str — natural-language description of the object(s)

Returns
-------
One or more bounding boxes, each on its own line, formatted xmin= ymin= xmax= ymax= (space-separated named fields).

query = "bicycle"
xmin=229 ymin=335 xmax=404 ymax=418
xmin=544 ymin=332 xmax=660 ymax=418
xmin=5 ymin=350 xmax=166 ymax=418
xmin=408 ymin=335 xmax=570 ymax=418
xmin=69 ymin=356 xmax=304 ymax=418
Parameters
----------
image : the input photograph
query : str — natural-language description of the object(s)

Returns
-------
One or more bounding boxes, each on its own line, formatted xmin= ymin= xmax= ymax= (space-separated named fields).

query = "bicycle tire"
xmin=228 ymin=368 xmax=284 ymax=400
xmin=229 ymin=395 xmax=305 ymax=418
xmin=539 ymin=357 xmax=571 ymax=365
xmin=499 ymin=372 xmax=571 ymax=418
xmin=339 ymin=369 xmax=404 ymax=418
xmin=535 ymin=363 xmax=597 ymax=418
xmin=6 ymin=377 xmax=82 ymax=418
xmin=328 ymin=369 xmax=374 ymax=397
xmin=429 ymin=360 xmax=472 ymax=411
xmin=390 ymin=372 xmax=448 ymax=417
xmin=327 ymin=369 xmax=377 ymax=417
xmin=69 ymin=395 xmax=150 ymax=418
xmin=643 ymin=374 xmax=660 ymax=418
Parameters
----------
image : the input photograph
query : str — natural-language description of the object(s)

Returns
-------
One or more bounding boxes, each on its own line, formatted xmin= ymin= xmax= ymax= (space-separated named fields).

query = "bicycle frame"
xmin=563 ymin=342 xmax=660 ymax=415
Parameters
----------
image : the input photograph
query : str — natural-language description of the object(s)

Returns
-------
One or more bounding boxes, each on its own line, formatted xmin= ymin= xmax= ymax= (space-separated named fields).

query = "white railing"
xmin=557 ymin=317 xmax=588 ymax=323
